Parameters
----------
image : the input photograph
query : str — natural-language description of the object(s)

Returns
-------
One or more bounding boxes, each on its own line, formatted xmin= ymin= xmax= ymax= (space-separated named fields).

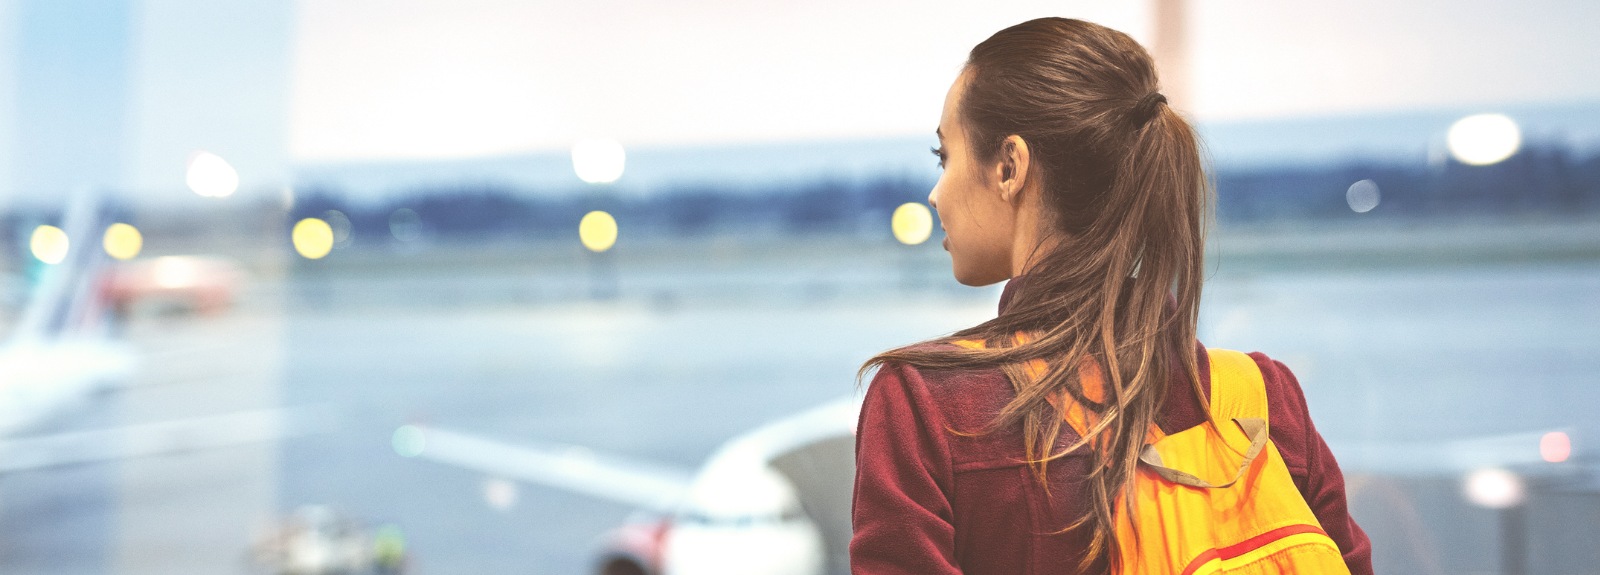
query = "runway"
xmin=0 ymin=226 xmax=1597 ymax=574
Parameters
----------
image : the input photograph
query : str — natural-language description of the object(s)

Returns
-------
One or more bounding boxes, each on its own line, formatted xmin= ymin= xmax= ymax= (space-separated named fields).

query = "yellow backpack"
xmin=1112 ymin=348 xmax=1350 ymax=574
xmin=951 ymin=339 xmax=1351 ymax=574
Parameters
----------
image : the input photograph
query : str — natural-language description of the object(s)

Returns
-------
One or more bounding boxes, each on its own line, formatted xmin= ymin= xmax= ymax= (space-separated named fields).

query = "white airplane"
xmin=0 ymin=194 xmax=138 ymax=438
xmin=401 ymin=396 xmax=858 ymax=575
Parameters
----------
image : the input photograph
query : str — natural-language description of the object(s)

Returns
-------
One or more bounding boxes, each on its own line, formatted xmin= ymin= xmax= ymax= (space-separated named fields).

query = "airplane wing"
xmin=0 ymin=339 xmax=137 ymax=437
xmin=0 ymin=406 xmax=331 ymax=473
xmin=405 ymin=426 xmax=695 ymax=512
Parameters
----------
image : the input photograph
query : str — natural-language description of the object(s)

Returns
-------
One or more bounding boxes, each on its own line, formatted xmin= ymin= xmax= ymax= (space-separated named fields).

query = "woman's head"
xmin=931 ymin=17 xmax=1203 ymax=295
xmin=878 ymin=17 xmax=1209 ymax=573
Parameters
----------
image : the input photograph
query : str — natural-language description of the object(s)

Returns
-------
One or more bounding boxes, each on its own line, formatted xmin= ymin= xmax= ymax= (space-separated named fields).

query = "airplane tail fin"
xmin=11 ymin=192 xmax=116 ymax=343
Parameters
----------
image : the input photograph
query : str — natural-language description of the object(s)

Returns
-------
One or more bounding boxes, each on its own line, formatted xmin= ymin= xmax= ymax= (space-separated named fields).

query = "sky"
xmin=289 ymin=0 xmax=1600 ymax=162
xmin=4 ymin=0 xmax=1600 ymax=202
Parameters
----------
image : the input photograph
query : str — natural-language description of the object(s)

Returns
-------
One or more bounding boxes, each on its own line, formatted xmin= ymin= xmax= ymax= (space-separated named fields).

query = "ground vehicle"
xmin=101 ymin=254 xmax=243 ymax=318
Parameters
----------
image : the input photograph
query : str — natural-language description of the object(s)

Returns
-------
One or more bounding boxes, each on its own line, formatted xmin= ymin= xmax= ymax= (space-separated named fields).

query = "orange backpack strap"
xmin=1137 ymin=349 xmax=1271 ymax=488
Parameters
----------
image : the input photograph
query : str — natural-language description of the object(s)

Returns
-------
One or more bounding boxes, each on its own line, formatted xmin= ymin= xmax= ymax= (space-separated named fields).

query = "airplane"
xmin=0 ymin=194 xmax=138 ymax=438
xmin=0 ymin=194 xmax=323 ymax=473
xmin=400 ymin=390 xmax=1584 ymax=575
xmin=400 ymin=396 xmax=858 ymax=575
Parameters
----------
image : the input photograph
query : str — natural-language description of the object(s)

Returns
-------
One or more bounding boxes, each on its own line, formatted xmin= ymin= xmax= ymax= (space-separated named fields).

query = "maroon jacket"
xmin=850 ymin=288 xmax=1373 ymax=575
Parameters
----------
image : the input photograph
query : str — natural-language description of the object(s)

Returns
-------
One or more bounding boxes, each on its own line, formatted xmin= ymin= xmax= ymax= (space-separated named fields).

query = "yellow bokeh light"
xmin=579 ymin=210 xmax=618 ymax=252
xmin=292 ymin=218 xmax=334 ymax=259
xmin=891 ymin=202 xmax=934 ymax=245
xmin=102 ymin=223 xmax=142 ymax=260
xmin=30 ymin=225 xmax=69 ymax=264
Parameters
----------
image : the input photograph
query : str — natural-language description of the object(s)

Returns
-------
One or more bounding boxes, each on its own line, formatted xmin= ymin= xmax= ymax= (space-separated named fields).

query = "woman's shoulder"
xmin=1236 ymin=350 xmax=1313 ymax=417
xmin=1201 ymin=346 xmax=1311 ymax=412
xmin=868 ymin=342 xmax=1010 ymax=397
xmin=865 ymin=343 xmax=1017 ymax=434
xmin=1224 ymin=349 xmax=1319 ymax=472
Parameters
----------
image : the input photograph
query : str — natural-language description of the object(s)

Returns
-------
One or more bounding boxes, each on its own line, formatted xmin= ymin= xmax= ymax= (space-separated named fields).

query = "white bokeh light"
xmin=152 ymin=256 xmax=200 ymax=289
xmin=1447 ymin=114 xmax=1521 ymax=166
xmin=1345 ymin=179 xmax=1380 ymax=213
xmin=1463 ymin=467 xmax=1524 ymax=509
xmin=571 ymin=138 xmax=626 ymax=184
xmin=483 ymin=477 xmax=519 ymax=511
xmin=186 ymin=151 xmax=240 ymax=197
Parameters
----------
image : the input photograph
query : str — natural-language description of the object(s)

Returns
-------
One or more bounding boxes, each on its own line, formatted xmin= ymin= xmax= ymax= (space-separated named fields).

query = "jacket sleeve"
xmin=1254 ymin=353 xmax=1375 ymax=575
xmin=850 ymin=363 xmax=962 ymax=575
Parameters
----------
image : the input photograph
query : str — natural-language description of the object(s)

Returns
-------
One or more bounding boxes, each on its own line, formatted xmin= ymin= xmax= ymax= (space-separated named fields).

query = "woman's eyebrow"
xmin=936 ymin=128 xmax=944 ymax=141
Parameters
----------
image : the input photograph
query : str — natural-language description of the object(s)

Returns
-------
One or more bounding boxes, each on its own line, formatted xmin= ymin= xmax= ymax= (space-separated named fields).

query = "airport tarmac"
xmin=0 ymin=229 xmax=1597 ymax=574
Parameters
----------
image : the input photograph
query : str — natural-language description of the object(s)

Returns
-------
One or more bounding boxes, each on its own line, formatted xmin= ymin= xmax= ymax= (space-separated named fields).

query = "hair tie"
xmin=1132 ymin=92 xmax=1167 ymax=126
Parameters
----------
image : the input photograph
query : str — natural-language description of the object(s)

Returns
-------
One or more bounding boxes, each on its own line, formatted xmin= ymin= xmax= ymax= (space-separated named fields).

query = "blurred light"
xmin=30 ymin=225 xmax=68 ymax=264
xmin=572 ymin=138 xmax=626 ymax=184
xmin=483 ymin=477 xmax=519 ymax=511
xmin=389 ymin=208 xmax=421 ymax=241
xmin=102 ymin=223 xmax=143 ymax=260
xmin=186 ymin=151 xmax=240 ymax=197
xmin=293 ymin=218 xmax=335 ymax=259
xmin=579 ymin=210 xmax=618 ymax=252
xmin=1447 ymin=114 xmax=1521 ymax=166
xmin=392 ymin=425 xmax=426 ymax=457
xmin=373 ymin=525 xmax=406 ymax=569
xmin=324 ymin=210 xmax=353 ymax=244
xmin=1345 ymin=180 xmax=1380 ymax=213
xmin=891 ymin=202 xmax=933 ymax=245
xmin=1541 ymin=431 xmax=1571 ymax=463
xmin=153 ymin=256 xmax=199 ymax=289
xmin=1463 ymin=467 xmax=1524 ymax=509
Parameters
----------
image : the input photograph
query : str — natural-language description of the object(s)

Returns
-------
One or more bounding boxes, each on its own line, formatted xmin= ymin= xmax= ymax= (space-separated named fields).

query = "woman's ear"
xmin=996 ymin=135 xmax=1031 ymax=205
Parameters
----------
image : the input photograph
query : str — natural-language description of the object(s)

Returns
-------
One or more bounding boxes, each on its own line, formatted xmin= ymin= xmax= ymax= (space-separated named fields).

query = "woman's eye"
xmin=930 ymin=147 xmax=946 ymax=169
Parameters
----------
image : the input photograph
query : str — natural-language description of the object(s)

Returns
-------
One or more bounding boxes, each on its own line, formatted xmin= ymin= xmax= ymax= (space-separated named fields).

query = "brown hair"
xmin=861 ymin=17 xmax=1209 ymax=573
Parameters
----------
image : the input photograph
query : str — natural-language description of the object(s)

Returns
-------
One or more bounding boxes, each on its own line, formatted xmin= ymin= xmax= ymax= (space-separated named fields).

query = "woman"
xmin=850 ymin=18 xmax=1372 ymax=575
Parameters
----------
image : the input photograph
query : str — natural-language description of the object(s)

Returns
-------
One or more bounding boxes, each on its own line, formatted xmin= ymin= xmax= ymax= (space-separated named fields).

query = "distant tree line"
xmin=287 ymin=176 xmax=934 ymax=245
xmin=284 ymin=143 xmax=1600 ymax=247
xmin=1216 ymin=143 xmax=1600 ymax=223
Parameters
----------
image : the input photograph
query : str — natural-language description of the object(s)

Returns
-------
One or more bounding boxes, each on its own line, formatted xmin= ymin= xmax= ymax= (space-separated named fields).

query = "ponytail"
xmin=860 ymin=17 xmax=1210 ymax=574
